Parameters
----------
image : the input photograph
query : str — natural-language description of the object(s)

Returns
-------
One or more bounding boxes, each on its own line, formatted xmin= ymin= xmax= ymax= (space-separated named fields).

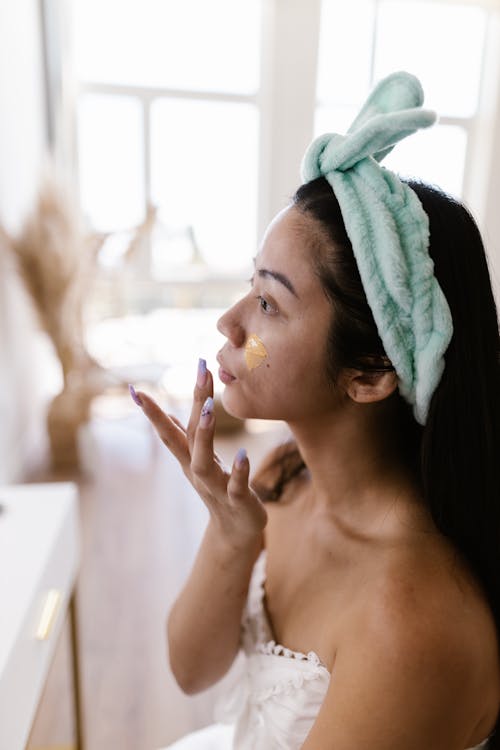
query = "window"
xmin=71 ymin=0 xmax=262 ymax=276
xmin=58 ymin=0 xmax=500 ymax=377
xmin=149 ymin=98 xmax=258 ymax=274
xmin=315 ymin=0 xmax=488 ymax=199
xmin=68 ymin=0 xmax=499 ymax=285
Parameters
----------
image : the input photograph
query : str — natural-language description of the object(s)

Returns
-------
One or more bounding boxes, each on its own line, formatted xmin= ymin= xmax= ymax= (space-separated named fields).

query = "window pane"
xmin=375 ymin=1 xmax=486 ymax=118
xmin=77 ymin=94 xmax=144 ymax=231
xmin=314 ymin=104 xmax=360 ymax=138
xmin=382 ymin=124 xmax=467 ymax=199
xmin=317 ymin=0 xmax=375 ymax=105
xmin=314 ymin=108 xmax=466 ymax=197
xmin=72 ymin=0 xmax=261 ymax=94
xmin=150 ymin=99 xmax=258 ymax=273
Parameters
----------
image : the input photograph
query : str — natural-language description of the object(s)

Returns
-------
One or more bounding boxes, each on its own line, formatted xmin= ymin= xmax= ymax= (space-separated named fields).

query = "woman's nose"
xmin=217 ymin=303 xmax=246 ymax=347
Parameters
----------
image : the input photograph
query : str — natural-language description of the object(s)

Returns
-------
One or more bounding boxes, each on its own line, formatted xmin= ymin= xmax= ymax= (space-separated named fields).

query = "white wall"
xmin=463 ymin=9 xmax=500 ymax=304
xmin=482 ymin=128 xmax=500 ymax=307
xmin=0 ymin=0 xmax=50 ymax=483
xmin=481 ymin=30 xmax=500 ymax=304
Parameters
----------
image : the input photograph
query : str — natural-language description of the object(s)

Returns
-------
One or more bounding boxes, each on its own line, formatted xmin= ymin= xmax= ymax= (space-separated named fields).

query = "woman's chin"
xmin=220 ymin=390 xmax=281 ymax=422
xmin=220 ymin=389 xmax=262 ymax=420
xmin=220 ymin=390 xmax=249 ymax=419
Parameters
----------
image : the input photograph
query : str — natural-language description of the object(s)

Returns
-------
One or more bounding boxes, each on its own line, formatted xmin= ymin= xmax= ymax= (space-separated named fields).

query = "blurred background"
xmin=1 ymin=0 xmax=499 ymax=748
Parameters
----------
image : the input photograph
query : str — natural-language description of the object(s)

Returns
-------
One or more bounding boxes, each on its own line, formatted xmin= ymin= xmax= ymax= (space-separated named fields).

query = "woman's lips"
xmin=218 ymin=366 xmax=236 ymax=384
xmin=216 ymin=351 xmax=237 ymax=383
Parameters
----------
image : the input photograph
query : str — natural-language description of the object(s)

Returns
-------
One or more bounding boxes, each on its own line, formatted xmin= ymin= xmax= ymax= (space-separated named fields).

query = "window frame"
xmin=50 ymin=0 xmax=500 ymax=294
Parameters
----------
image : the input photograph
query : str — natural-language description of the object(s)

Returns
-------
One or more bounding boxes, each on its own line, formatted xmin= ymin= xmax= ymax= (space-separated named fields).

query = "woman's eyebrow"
xmin=259 ymin=269 xmax=299 ymax=298
xmin=252 ymin=257 xmax=299 ymax=298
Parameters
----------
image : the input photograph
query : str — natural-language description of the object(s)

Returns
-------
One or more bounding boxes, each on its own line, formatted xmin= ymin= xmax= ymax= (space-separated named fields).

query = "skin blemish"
xmin=245 ymin=334 xmax=268 ymax=370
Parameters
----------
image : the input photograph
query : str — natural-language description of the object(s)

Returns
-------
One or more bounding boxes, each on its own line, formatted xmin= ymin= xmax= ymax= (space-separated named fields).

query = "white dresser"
xmin=0 ymin=482 xmax=81 ymax=750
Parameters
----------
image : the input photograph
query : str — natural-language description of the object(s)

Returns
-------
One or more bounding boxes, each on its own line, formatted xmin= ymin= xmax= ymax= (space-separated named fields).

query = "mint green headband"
xmin=300 ymin=71 xmax=453 ymax=425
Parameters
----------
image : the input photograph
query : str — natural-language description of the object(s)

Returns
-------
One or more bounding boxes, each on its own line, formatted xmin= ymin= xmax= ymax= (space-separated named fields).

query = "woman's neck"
xmin=286 ymin=399 xmax=426 ymax=540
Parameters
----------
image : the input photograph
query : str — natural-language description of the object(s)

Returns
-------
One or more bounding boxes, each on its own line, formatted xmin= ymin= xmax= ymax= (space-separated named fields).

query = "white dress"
xmin=163 ymin=549 xmax=493 ymax=750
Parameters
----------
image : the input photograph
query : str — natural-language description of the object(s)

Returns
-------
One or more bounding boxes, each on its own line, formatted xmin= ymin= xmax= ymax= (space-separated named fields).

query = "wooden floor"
xmin=26 ymin=391 xmax=284 ymax=750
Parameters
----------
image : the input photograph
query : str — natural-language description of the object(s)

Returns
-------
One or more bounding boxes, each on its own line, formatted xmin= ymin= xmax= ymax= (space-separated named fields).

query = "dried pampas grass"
xmin=0 ymin=165 xmax=107 ymax=471
xmin=0 ymin=166 xmax=163 ymax=472
xmin=123 ymin=202 xmax=158 ymax=267
xmin=1 ymin=168 xmax=106 ymax=383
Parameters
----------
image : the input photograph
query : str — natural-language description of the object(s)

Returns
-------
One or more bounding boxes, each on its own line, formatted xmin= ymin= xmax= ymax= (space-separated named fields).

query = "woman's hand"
xmin=129 ymin=360 xmax=268 ymax=550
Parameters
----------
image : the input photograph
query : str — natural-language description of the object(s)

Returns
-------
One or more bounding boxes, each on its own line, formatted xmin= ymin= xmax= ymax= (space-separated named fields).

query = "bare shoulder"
xmin=352 ymin=538 xmax=500 ymax=744
xmin=371 ymin=536 xmax=496 ymax=643
xmin=300 ymin=536 xmax=500 ymax=748
xmin=303 ymin=585 xmax=498 ymax=749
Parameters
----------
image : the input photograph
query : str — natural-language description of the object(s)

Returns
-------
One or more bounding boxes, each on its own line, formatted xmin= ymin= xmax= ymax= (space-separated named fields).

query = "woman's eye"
xmin=256 ymin=295 xmax=277 ymax=315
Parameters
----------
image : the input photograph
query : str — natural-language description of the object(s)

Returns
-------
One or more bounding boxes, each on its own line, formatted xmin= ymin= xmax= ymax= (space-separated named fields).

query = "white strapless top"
xmin=213 ymin=548 xmax=331 ymax=749
xmin=162 ymin=549 xmax=492 ymax=750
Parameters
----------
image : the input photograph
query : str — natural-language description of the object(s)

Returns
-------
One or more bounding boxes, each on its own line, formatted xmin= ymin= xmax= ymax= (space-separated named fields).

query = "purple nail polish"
xmin=201 ymin=396 xmax=213 ymax=418
xmin=197 ymin=358 xmax=207 ymax=387
xmin=129 ymin=384 xmax=142 ymax=406
xmin=235 ymin=447 xmax=247 ymax=468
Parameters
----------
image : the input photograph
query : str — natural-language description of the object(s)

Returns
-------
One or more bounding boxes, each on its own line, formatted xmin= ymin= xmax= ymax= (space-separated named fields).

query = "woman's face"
xmin=216 ymin=205 xmax=341 ymax=422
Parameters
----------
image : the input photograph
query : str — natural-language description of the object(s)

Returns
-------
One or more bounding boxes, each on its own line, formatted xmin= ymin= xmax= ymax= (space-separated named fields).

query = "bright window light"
xmin=77 ymin=94 xmax=145 ymax=231
xmin=375 ymin=1 xmax=486 ymax=118
xmin=316 ymin=0 xmax=375 ymax=106
xmin=72 ymin=0 xmax=262 ymax=94
xmin=315 ymin=109 xmax=466 ymax=198
xmin=314 ymin=104 xmax=360 ymax=138
xmin=382 ymin=124 xmax=468 ymax=199
xmin=150 ymin=99 xmax=258 ymax=274
xmin=315 ymin=0 xmax=484 ymax=199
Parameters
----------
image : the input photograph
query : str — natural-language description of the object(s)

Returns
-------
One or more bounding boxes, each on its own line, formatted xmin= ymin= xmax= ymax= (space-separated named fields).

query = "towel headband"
xmin=300 ymin=71 xmax=453 ymax=425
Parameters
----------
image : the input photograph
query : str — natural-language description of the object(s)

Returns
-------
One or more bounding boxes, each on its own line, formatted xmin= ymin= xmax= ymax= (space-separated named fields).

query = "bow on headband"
xmin=300 ymin=71 xmax=453 ymax=425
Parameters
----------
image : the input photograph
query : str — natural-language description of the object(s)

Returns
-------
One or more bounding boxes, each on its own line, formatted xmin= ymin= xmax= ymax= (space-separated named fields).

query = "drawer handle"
xmin=36 ymin=589 xmax=61 ymax=640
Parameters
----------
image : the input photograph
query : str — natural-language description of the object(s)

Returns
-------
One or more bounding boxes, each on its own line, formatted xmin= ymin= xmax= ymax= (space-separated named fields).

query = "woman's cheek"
xmin=220 ymin=348 xmax=275 ymax=419
xmin=244 ymin=333 xmax=268 ymax=371
xmin=221 ymin=332 xmax=297 ymax=419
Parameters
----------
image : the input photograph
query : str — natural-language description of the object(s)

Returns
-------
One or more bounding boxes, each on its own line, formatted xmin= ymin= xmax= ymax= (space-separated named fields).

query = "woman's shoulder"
xmin=330 ymin=551 xmax=500 ymax=748
xmin=357 ymin=536 xmax=500 ymax=741
xmin=361 ymin=530 xmax=494 ymax=650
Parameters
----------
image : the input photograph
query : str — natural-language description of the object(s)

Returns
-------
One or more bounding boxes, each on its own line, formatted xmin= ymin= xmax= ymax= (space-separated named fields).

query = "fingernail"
xmin=235 ymin=447 xmax=247 ymax=469
xmin=199 ymin=396 xmax=214 ymax=427
xmin=197 ymin=358 xmax=207 ymax=387
xmin=129 ymin=384 xmax=142 ymax=406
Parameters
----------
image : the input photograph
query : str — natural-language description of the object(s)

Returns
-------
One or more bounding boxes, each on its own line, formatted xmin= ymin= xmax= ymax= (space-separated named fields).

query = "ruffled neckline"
xmin=254 ymin=549 xmax=331 ymax=674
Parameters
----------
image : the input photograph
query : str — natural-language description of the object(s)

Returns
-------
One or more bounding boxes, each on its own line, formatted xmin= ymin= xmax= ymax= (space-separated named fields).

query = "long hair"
xmin=251 ymin=176 xmax=500 ymax=745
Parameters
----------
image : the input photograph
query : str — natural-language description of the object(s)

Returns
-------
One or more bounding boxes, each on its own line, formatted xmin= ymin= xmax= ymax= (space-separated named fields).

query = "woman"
xmin=131 ymin=72 xmax=500 ymax=748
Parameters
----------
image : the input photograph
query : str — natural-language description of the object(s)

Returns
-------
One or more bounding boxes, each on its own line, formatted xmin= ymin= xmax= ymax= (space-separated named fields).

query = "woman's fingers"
xmin=187 ymin=359 xmax=214 ymax=453
xmin=130 ymin=379 xmax=267 ymax=543
xmin=190 ymin=395 xmax=231 ymax=497
xmin=132 ymin=389 xmax=190 ymax=470
xmin=226 ymin=448 xmax=250 ymax=501
xmin=225 ymin=449 xmax=268 ymax=538
xmin=168 ymin=414 xmax=187 ymax=434
xmin=190 ymin=395 xmax=220 ymax=483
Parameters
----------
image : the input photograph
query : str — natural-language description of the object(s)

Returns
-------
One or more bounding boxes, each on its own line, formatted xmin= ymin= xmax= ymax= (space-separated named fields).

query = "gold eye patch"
xmin=244 ymin=334 xmax=268 ymax=370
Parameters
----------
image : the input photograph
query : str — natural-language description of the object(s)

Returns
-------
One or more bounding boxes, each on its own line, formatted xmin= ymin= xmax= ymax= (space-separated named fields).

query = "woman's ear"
xmin=341 ymin=368 xmax=399 ymax=404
